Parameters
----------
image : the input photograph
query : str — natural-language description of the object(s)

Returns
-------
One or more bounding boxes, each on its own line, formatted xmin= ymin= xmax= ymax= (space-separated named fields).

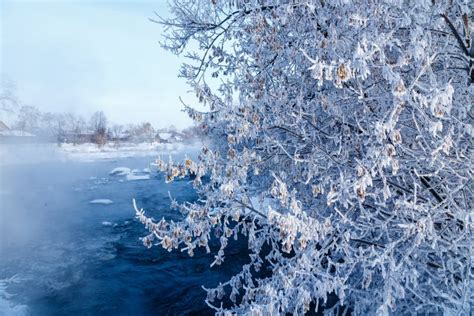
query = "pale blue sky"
xmin=1 ymin=0 xmax=196 ymax=128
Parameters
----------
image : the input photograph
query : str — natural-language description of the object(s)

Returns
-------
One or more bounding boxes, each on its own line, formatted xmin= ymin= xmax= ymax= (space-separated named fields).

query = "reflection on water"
xmin=0 ymin=145 xmax=248 ymax=315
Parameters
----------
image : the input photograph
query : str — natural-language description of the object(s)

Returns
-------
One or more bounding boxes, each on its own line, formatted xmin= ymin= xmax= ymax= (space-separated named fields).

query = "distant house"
xmin=168 ymin=131 xmax=184 ymax=143
xmin=156 ymin=130 xmax=185 ymax=143
xmin=110 ymin=131 xmax=131 ymax=142
xmin=156 ymin=132 xmax=172 ymax=143
xmin=0 ymin=121 xmax=10 ymax=132
xmin=0 ymin=121 xmax=37 ymax=143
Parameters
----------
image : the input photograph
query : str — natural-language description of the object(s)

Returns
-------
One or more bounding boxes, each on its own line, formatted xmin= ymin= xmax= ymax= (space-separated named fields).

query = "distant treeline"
xmin=1 ymin=105 xmax=202 ymax=146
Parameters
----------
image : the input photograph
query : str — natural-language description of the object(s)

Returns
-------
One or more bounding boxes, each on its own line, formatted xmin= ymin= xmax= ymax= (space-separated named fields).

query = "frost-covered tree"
xmin=137 ymin=1 xmax=473 ymax=314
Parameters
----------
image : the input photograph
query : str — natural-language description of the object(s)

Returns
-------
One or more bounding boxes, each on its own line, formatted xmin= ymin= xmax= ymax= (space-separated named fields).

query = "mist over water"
xmin=0 ymin=143 xmax=248 ymax=315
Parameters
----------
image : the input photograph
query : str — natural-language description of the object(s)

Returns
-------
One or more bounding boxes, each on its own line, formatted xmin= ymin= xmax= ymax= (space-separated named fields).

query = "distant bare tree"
xmin=89 ymin=111 xmax=107 ymax=146
xmin=64 ymin=113 xmax=86 ymax=144
xmin=109 ymin=124 xmax=123 ymax=139
xmin=109 ymin=124 xmax=125 ymax=147
xmin=0 ymin=77 xmax=19 ymax=114
xmin=15 ymin=105 xmax=41 ymax=133
xmin=52 ymin=113 xmax=67 ymax=145
xmin=140 ymin=122 xmax=155 ymax=143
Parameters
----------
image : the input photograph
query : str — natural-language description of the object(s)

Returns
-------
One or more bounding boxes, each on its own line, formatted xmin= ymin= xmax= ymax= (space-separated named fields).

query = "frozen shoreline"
xmin=59 ymin=142 xmax=198 ymax=161
xmin=0 ymin=141 xmax=202 ymax=165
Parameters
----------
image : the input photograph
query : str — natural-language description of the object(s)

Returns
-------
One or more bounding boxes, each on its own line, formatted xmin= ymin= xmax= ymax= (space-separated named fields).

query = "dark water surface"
xmin=0 ymin=146 xmax=248 ymax=315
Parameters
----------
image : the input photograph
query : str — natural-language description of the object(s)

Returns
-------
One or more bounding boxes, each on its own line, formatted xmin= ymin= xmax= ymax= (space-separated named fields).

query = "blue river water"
xmin=0 ymin=146 xmax=249 ymax=315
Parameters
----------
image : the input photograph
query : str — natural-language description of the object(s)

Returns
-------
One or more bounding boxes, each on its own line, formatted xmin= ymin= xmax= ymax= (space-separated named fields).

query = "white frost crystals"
xmin=136 ymin=1 xmax=473 ymax=315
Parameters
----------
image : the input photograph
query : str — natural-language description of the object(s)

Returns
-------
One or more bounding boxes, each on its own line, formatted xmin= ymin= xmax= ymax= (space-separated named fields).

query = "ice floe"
xmin=110 ymin=166 xmax=151 ymax=181
xmin=126 ymin=174 xmax=150 ymax=181
xmin=109 ymin=167 xmax=131 ymax=176
xmin=89 ymin=199 xmax=114 ymax=205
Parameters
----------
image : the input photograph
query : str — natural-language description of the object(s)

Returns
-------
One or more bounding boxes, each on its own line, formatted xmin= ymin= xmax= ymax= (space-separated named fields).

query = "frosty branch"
xmin=138 ymin=1 xmax=473 ymax=315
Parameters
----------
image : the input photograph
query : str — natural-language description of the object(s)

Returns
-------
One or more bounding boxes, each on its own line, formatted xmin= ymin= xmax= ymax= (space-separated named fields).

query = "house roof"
xmin=0 ymin=121 xmax=10 ymax=131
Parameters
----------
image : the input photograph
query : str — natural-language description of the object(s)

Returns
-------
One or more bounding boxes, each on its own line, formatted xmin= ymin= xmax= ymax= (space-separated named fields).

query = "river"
xmin=0 ymin=144 xmax=248 ymax=315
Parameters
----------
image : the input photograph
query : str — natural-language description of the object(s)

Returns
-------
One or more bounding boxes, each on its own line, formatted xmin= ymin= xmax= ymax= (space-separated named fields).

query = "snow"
xmin=109 ymin=167 xmax=131 ymax=176
xmin=89 ymin=199 xmax=113 ymax=205
xmin=126 ymin=174 xmax=150 ymax=181
xmin=158 ymin=132 xmax=172 ymax=140
xmin=109 ymin=167 xmax=151 ymax=182
xmin=58 ymin=142 xmax=196 ymax=161
xmin=109 ymin=166 xmax=151 ymax=181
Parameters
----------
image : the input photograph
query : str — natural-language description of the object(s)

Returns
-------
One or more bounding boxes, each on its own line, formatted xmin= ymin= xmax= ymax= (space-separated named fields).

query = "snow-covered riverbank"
xmin=59 ymin=142 xmax=200 ymax=162
xmin=0 ymin=141 xmax=202 ymax=165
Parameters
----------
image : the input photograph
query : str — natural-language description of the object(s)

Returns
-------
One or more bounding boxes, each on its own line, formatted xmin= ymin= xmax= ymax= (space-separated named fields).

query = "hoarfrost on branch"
xmin=137 ymin=1 xmax=473 ymax=314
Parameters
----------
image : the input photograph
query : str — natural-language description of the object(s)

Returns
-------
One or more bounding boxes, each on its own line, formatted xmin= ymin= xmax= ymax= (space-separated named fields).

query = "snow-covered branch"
xmin=138 ymin=1 xmax=473 ymax=314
